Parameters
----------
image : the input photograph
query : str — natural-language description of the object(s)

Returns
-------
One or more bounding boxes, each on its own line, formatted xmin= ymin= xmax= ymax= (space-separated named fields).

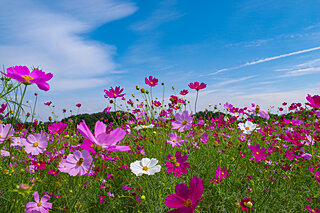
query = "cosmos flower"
xmin=200 ymin=132 xmax=209 ymax=143
xmin=179 ymin=89 xmax=189 ymax=95
xmin=104 ymin=86 xmax=125 ymax=99
xmin=25 ymin=191 xmax=52 ymax=213
xmin=188 ymin=82 xmax=207 ymax=91
xmin=0 ymin=124 xmax=14 ymax=144
xmin=165 ymin=176 xmax=204 ymax=213
xmin=238 ymin=121 xmax=258 ymax=134
xmin=48 ymin=122 xmax=67 ymax=134
xmin=23 ymin=134 xmax=48 ymax=155
xmin=306 ymin=94 xmax=320 ymax=108
xmin=0 ymin=104 xmax=7 ymax=113
xmin=58 ymin=150 xmax=93 ymax=176
xmin=10 ymin=137 xmax=26 ymax=148
xmin=145 ymin=76 xmax=158 ymax=87
xmin=166 ymin=132 xmax=184 ymax=147
xmin=248 ymin=144 xmax=269 ymax=162
xmin=130 ymin=158 xmax=161 ymax=176
xmin=172 ymin=111 xmax=193 ymax=132
xmin=245 ymin=105 xmax=270 ymax=119
xmin=77 ymin=120 xmax=130 ymax=153
xmin=165 ymin=151 xmax=190 ymax=177
xmin=1 ymin=66 xmax=53 ymax=91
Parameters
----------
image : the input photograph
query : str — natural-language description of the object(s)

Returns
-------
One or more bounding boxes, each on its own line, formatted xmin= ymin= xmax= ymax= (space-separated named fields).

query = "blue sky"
xmin=1 ymin=0 xmax=320 ymax=120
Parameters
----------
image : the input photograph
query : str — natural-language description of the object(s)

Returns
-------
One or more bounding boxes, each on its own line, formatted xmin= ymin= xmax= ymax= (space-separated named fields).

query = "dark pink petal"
xmin=165 ymin=194 xmax=185 ymax=208
xmin=189 ymin=176 xmax=203 ymax=202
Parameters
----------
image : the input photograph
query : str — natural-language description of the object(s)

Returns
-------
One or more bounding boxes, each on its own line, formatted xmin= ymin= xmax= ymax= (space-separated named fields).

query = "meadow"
xmin=0 ymin=65 xmax=319 ymax=212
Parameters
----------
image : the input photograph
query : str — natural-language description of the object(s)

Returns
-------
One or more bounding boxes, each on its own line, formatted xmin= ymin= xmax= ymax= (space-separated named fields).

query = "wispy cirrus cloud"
xmin=130 ymin=0 xmax=182 ymax=32
xmin=206 ymin=46 xmax=320 ymax=76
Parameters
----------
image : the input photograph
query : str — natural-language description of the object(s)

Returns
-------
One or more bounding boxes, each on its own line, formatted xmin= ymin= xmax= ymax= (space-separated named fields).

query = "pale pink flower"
xmin=25 ymin=191 xmax=52 ymax=213
xmin=23 ymin=134 xmax=48 ymax=155
xmin=58 ymin=150 xmax=93 ymax=176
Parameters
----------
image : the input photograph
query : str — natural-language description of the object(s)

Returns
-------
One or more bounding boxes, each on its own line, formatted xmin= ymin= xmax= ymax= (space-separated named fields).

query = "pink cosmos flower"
xmin=172 ymin=111 xmax=193 ymax=132
xmin=25 ymin=191 xmax=52 ymax=213
xmin=224 ymin=102 xmax=234 ymax=112
xmin=248 ymin=144 xmax=269 ymax=162
xmin=104 ymin=86 xmax=125 ymax=99
xmin=10 ymin=137 xmax=26 ymax=147
xmin=284 ymin=118 xmax=303 ymax=126
xmin=306 ymin=94 xmax=320 ymax=108
xmin=145 ymin=76 xmax=158 ymax=87
xmin=77 ymin=120 xmax=130 ymax=154
xmin=179 ymin=89 xmax=189 ymax=95
xmin=48 ymin=122 xmax=67 ymax=134
xmin=245 ymin=105 xmax=270 ymax=119
xmin=0 ymin=124 xmax=14 ymax=143
xmin=166 ymin=132 xmax=184 ymax=147
xmin=58 ymin=150 xmax=93 ymax=176
xmin=1 ymin=150 xmax=10 ymax=157
xmin=23 ymin=134 xmax=48 ymax=155
xmin=44 ymin=101 xmax=52 ymax=106
xmin=76 ymin=103 xmax=81 ymax=108
xmin=165 ymin=176 xmax=204 ymax=213
xmin=188 ymin=82 xmax=206 ymax=91
xmin=1 ymin=66 xmax=53 ymax=91
xmin=305 ymin=205 xmax=320 ymax=213
xmin=165 ymin=151 xmax=190 ymax=177
xmin=200 ymin=132 xmax=208 ymax=143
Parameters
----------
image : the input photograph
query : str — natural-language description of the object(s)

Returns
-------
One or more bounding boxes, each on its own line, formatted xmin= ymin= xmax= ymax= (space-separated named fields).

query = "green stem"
xmin=194 ymin=90 xmax=199 ymax=113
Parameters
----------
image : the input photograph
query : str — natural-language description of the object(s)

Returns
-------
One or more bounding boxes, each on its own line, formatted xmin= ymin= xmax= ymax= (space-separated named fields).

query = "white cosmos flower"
xmin=130 ymin=158 xmax=161 ymax=176
xmin=134 ymin=124 xmax=154 ymax=131
xmin=238 ymin=121 xmax=258 ymax=134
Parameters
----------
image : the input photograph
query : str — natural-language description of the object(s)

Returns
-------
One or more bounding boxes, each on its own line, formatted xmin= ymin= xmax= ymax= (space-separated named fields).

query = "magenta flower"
xmin=48 ymin=122 xmax=67 ymax=134
xmin=306 ymin=94 xmax=320 ymax=108
xmin=145 ymin=76 xmax=158 ymax=87
xmin=104 ymin=86 xmax=125 ymax=99
xmin=224 ymin=102 xmax=234 ymax=111
xmin=165 ymin=151 xmax=190 ymax=177
xmin=245 ymin=105 xmax=270 ymax=119
xmin=200 ymin=132 xmax=208 ymax=143
xmin=23 ymin=134 xmax=48 ymax=155
xmin=152 ymin=100 xmax=162 ymax=107
xmin=58 ymin=150 xmax=93 ymax=176
xmin=0 ymin=124 xmax=14 ymax=144
xmin=165 ymin=176 xmax=204 ymax=213
xmin=211 ymin=166 xmax=231 ymax=183
xmin=25 ymin=191 xmax=52 ymax=213
xmin=172 ymin=111 xmax=193 ymax=132
xmin=0 ymin=104 xmax=7 ymax=113
xmin=179 ymin=89 xmax=189 ymax=95
xmin=166 ymin=132 xmax=184 ymax=147
xmin=1 ymin=66 xmax=53 ymax=91
xmin=188 ymin=82 xmax=206 ymax=91
xmin=44 ymin=101 xmax=52 ymax=106
xmin=77 ymin=120 xmax=130 ymax=153
xmin=248 ymin=144 xmax=269 ymax=162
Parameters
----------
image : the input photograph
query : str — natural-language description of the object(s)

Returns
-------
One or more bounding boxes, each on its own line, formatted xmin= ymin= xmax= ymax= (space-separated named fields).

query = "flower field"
xmin=0 ymin=65 xmax=320 ymax=212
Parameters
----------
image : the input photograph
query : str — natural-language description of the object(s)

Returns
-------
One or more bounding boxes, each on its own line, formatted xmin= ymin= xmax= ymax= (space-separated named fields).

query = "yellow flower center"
xmin=170 ymin=156 xmax=176 ymax=162
xmin=17 ymin=141 xmax=20 ymax=144
xmin=37 ymin=202 xmax=42 ymax=207
xmin=221 ymin=172 xmax=224 ymax=175
xmin=77 ymin=158 xmax=84 ymax=166
xmin=22 ymin=75 xmax=33 ymax=83
xmin=245 ymin=127 xmax=250 ymax=130
xmin=33 ymin=142 xmax=39 ymax=147
xmin=256 ymin=152 xmax=259 ymax=155
xmin=184 ymin=199 xmax=192 ymax=208
xmin=182 ymin=120 xmax=187 ymax=125
xmin=175 ymin=162 xmax=180 ymax=167
xmin=150 ymin=82 xmax=153 ymax=85
xmin=142 ymin=166 xmax=149 ymax=171
xmin=113 ymin=93 xmax=117 ymax=97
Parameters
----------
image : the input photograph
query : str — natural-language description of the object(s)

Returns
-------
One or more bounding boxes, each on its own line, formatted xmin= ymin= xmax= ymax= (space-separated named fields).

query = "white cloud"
xmin=0 ymin=0 xmax=137 ymax=91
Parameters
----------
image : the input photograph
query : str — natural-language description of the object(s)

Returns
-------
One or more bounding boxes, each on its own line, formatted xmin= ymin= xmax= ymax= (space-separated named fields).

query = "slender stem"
xmin=195 ymin=90 xmax=199 ymax=113
xmin=31 ymin=94 xmax=38 ymax=123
